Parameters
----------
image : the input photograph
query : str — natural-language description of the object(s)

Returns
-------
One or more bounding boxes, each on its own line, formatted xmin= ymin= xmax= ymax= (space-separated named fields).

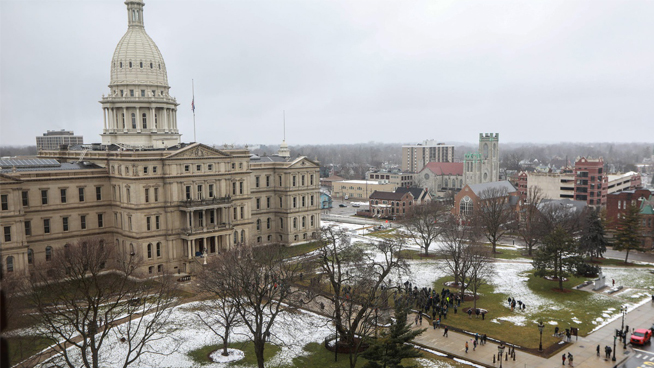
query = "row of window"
xmin=3 ymin=214 xmax=104 ymax=242
xmin=116 ymin=60 xmax=161 ymax=70
xmin=254 ymin=195 xmax=316 ymax=210
xmin=255 ymin=215 xmax=316 ymax=231
xmin=254 ymin=174 xmax=316 ymax=188
xmin=1 ymin=187 xmax=103 ymax=210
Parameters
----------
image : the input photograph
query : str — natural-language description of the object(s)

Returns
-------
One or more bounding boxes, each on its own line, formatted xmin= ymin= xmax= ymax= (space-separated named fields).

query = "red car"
xmin=630 ymin=329 xmax=652 ymax=345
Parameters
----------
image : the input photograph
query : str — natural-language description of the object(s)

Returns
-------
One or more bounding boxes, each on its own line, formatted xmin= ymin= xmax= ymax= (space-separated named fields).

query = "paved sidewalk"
xmin=411 ymin=299 xmax=654 ymax=368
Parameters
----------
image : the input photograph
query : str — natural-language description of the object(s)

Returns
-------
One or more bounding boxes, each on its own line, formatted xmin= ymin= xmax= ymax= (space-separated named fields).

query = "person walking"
xmin=482 ymin=311 xmax=486 ymax=320
xmin=465 ymin=341 xmax=469 ymax=353
xmin=443 ymin=326 xmax=448 ymax=337
xmin=419 ymin=314 xmax=423 ymax=326
xmin=467 ymin=308 xmax=473 ymax=319
xmin=596 ymin=344 xmax=600 ymax=356
xmin=433 ymin=319 xmax=437 ymax=330
xmin=437 ymin=318 xmax=441 ymax=329
xmin=415 ymin=314 xmax=419 ymax=325
xmin=475 ymin=333 xmax=479 ymax=344
xmin=562 ymin=353 xmax=566 ymax=365
xmin=568 ymin=352 xmax=574 ymax=366
xmin=473 ymin=339 xmax=477 ymax=351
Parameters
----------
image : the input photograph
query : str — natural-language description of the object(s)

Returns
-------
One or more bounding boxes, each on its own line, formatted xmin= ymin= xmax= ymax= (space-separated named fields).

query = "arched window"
xmin=131 ymin=113 xmax=136 ymax=129
xmin=150 ymin=62 xmax=153 ymax=69
xmin=129 ymin=61 xmax=132 ymax=68
xmin=28 ymin=249 xmax=33 ymax=264
xmin=156 ymin=242 xmax=161 ymax=257
xmin=460 ymin=196 xmax=473 ymax=217
xmin=233 ymin=231 xmax=238 ymax=244
xmin=46 ymin=246 xmax=52 ymax=261
xmin=240 ymin=230 xmax=245 ymax=243
xmin=147 ymin=243 xmax=153 ymax=258
xmin=154 ymin=113 xmax=158 ymax=129
xmin=142 ymin=113 xmax=147 ymax=129
xmin=120 ymin=61 xmax=123 ymax=68
xmin=6 ymin=256 xmax=14 ymax=272
xmin=266 ymin=218 xmax=271 ymax=229
xmin=444 ymin=179 xmax=449 ymax=188
xmin=130 ymin=243 xmax=135 ymax=256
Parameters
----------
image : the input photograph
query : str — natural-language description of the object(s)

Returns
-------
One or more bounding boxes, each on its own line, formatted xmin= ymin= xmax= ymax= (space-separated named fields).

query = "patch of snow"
xmin=209 ymin=349 xmax=244 ymax=363
xmin=548 ymin=321 xmax=558 ymax=325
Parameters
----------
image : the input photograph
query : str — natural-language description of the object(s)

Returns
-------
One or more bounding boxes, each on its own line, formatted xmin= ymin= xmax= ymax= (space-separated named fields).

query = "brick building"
xmin=368 ymin=191 xmax=415 ymax=219
xmin=606 ymin=188 xmax=654 ymax=250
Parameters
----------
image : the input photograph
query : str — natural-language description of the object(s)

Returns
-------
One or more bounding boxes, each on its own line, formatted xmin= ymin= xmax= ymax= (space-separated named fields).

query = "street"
xmin=619 ymin=343 xmax=654 ymax=368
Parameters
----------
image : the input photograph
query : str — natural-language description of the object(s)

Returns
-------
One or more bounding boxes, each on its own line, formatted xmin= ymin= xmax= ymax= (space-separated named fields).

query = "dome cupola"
xmin=100 ymin=0 xmax=181 ymax=148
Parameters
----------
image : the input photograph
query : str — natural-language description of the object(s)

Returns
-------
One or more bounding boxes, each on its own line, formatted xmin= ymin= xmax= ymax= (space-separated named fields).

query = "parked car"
xmin=630 ymin=329 xmax=652 ymax=345
xmin=352 ymin=203 xmax=360 ymax=207
xmin=339 ymin=204 xmax=347 ymax=207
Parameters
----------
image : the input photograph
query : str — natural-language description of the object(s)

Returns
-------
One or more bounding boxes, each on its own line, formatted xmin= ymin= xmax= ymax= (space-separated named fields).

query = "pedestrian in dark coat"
xmin=467 ymin=308 xmax=473 ymax=319
xmin=562 ymin=353 xmax=566 ymax=365
xmin=596 ymin=344 xmax=600 ymax=356
xmin=443 ymin=326 xmax=448 ymax=337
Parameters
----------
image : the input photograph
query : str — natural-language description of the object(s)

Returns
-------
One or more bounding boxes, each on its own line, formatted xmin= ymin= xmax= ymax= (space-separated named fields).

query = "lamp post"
xmin=612 ymin=330 xmax=617 ymax=362
xmin=621 ymin=305 xmax=628 ymax=349
xmin=498 ymin=343 xmax=505 ymax=368
xmin=538 ymin=321 xmax=544 ymax=352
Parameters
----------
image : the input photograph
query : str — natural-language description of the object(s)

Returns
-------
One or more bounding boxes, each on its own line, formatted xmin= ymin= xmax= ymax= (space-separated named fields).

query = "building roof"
xmin=335 ymin=180 xmax=390 ymax=185
xmin=111 ymin=1 xmax=169 ymax=87
xmin=370 ymin=191 xmax=412 ymax=200
xmin=0 ymin=158 xmax=61 ymax=169
xmin=540 ymin=198 xmax=587 ymax=213
xmin=420 ymin=162 xmax=464 ymax=176
xmin=0 ymin=161 xmax=103 ymax=174
xmin=321 ymin=175 xmax=345 ymax=182
xmin=468 ymin=181 xmax=517 ymax=197
xmin=249 ymin=155 xmax=290 ymax=163
xmin=395 ymin=187 xmax=427 ymax=201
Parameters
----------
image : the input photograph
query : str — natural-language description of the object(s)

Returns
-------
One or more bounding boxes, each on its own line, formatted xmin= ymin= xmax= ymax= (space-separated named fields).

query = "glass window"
xmin=147 ymin=243 xmax=153 ymax=258
xmin=6 ymin=256 xmax=14 ymax=272
xmin=78 ymin=187 xmax=85 ymax=202
xmin=28 ymin=249 xmax=33 ymax=264
xmin=154 ymin=187 xmax=159 ymax=201
xmin=145 ymin=188 xmax=150 ymax=203
xmin=62 ymin=217 xmax=69 ymax=231
xmin=1 ymin=195 xmax=8 ymax=210
xmin=142 ymin=113 xmax=147 ymax=128
xmin=46 ymin=246 xmax=52 ymax=261
xmin=155 ymin=215 xmax=160 ymax=230
xmin=43 ymin=219 xmax=50 ymax=234
xmin=80 ymin=215 xmax=86 ymax=230
xmin=25 ymin=221 xmax=31 ymax=236
xmin=22 ymin=191 xmax=29 ymax=206
xmin=96 ymin=187 xmax=102 ymax=200
xmin=98 ymin=214 xmax=104 ymax=228
xmin=3 ymin=226 xmax=10 ymax=242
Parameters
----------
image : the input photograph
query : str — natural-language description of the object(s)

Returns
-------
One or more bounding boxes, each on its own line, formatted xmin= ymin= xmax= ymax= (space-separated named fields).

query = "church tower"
xmin=100 ymin=0 xmax=181 ymax=148
xmin=463 ymin=133 xmax=500 ymax=185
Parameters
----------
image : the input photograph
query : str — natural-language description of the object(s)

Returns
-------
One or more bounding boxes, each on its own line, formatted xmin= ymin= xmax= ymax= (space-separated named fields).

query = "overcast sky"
xmin=1 ymin=0 xmax=653 ymax=147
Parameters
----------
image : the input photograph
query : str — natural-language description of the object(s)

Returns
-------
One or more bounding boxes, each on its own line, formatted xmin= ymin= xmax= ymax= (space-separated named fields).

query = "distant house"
xmin=395 ymin=187 xmax=432 ymax=205
xmin=320 ymin=175 xmax=345 ymax=191
xmin=320 ymin=192 xmax=333 ymax=209
xmin=606 ymin=188 xmax=654 ymax=249
xmin=368 ymin=190 xmax=415 ymax=219
xmin=452 ymin=181 xmax=521 ymax=218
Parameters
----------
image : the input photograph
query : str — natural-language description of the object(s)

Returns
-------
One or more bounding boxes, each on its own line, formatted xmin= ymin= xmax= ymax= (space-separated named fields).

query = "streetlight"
xmin=498 ymin=343 xmax=505 ymax=368
xmin=538 ymin=320 xmax=544 ymax=352
xmin=621 ymin=305 xmax=628 ymax=349
xmin=612 ymin=329 xmax=617 ymax=362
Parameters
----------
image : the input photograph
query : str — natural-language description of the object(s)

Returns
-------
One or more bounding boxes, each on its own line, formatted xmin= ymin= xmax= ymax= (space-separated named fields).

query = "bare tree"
xmin=474 ymin=186 xmax=515 ymax=255
xmin=201 ymin=244 xmax=308 ymax=368
xmin=193 ymin=294 xmax=242 ymax=357
xmin=318 ymin=226 xmax=409 ymax=368
xmin=517 ymin=186 xmax=545 ymax=256
xmin=401 ymin=201 xmax=447 ymax=256
xmin=438 ymin=214 xmax=480 ymax=301
xmin=22 ymin=237 xmax=177 ymax=368
xmin=464 ymin=244 xmax=495 ymax=311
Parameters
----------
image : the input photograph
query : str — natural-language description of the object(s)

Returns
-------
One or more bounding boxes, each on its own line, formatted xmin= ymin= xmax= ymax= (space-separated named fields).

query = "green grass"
xmin=486 ymin=245 xmax=527 ymax=260
xmin=6 ymin=335 xmax=55 ymax=367
xmin=427 ymin=273 xmax=620 ymax=350
xmin=365 ymin=229 xmax=397 ymax=239
xmin=396 ymin=249 xmax=446 ymax=260
xmin=281 ymin=241 xmax=325 ymax=258
xmin=589 ymin=257 xmax=651 ymax=267
xmin=292 ymin=342 xmax=468 ymax=368
xmin=188 ymin=341 xmax=281 ymax=366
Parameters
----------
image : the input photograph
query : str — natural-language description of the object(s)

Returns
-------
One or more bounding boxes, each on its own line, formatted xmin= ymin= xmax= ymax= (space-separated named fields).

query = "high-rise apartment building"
xmin=36 ymin=130 xmax=83 ymax=150
xmin=401 ymin=140 xmax=454 ymax=173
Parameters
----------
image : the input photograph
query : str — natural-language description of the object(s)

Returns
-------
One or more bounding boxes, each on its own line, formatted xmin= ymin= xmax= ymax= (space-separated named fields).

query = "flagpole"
xmin=192 ymin=79 xmax=196 ymax=142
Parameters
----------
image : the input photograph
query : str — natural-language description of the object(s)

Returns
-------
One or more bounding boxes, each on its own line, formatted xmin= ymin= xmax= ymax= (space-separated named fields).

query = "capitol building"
xmin=0 ymin=0 xmax=321 ymax=276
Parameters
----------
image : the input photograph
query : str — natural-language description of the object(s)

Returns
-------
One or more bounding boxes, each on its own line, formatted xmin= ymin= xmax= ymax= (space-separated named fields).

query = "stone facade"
xmin=463 ymin=133 xmax=500 ymax=186
xmin=0 ymin=0 xmax=320 ymax=276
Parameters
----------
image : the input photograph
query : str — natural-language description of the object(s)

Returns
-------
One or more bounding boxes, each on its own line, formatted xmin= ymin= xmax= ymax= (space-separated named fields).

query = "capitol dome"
xmin=109 ymin=0 xmax=169 ymax=87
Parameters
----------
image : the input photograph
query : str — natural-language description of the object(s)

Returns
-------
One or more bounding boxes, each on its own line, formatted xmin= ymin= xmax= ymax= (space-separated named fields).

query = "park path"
xmin=411 ymin=298 xmax=653 ymax=368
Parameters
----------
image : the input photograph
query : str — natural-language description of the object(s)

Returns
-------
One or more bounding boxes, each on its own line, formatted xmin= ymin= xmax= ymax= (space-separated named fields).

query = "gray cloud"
xmin=1 ymin=0 xmax=653 ymax=147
